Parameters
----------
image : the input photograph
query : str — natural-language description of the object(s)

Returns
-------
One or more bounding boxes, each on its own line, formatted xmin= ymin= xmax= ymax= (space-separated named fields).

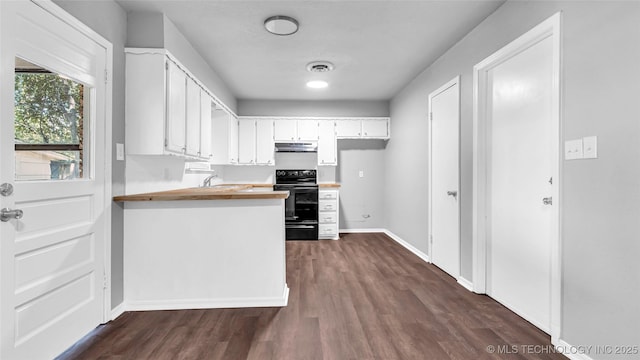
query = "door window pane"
xmin=14 ymin=57 xmax=87 ymax=180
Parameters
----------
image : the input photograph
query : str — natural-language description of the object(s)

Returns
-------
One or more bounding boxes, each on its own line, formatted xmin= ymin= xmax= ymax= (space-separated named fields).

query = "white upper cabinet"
xmin=297 ymin=120 xmax=319 ymax=141
xmin=335 ymin=119 xmax=361 ymax=138
xmin=256 ymin=120 xmax=275 ymax=165
xmin=336 ymin=118 xmax=390 ymax=139
xmin=185 ymin=77 xmax=201 ymax=157
xmin=318 ymin=120 xmax=337 ymax=166
xmin=210 ymin=106 xmax=232 ymax=165
xmin=125 ymin=49 xmax=227 ymax=160
xmin=274 ymin=119 xmax=319 ymax=141
xmin=273 ymin=119 xmax=297 ymax=141
xmin=238 ymin=119 xmax=256 ymax=165
xmin=228 ymin=116 xmax=239 ymax=164
xmin=165 ymin=59 xmax=187 ymax=154
xmin=238 ymin=119 xmax=275 ymax=165
xmin=361 ymin=119 xmax=389 ymax=138
xmin=199 ymin=89 xmax=213 ymax=159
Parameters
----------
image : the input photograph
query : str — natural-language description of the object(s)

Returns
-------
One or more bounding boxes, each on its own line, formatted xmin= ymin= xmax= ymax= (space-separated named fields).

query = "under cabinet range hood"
xmin=274 ymin=142 xmax=318 ymax=153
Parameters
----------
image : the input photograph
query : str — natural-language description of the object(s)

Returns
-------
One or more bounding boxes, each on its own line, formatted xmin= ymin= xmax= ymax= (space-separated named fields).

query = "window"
xmin=14 ymin=57 xmax=88 ymax=180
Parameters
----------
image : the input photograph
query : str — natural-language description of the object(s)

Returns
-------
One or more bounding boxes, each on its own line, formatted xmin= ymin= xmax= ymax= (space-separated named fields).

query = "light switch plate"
xmin=583 ymin=136 xmax=598 ymax=159
xmin=564 ymin=139 xmax=583 ymax=160
xmin=116 ymin=143 xmax=125 ymax=161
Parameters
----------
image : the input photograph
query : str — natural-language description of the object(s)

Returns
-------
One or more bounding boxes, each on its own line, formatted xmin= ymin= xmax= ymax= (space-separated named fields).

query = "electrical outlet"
xmin=358 ymin=170 xmax=364 ymax=178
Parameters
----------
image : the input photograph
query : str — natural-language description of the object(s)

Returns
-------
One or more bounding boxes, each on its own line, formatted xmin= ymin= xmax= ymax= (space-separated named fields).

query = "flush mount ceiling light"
xmin=264 ymin=15 xmax=299 ymax=36
xmin=306 ymin=80 xmax=329 ymax=89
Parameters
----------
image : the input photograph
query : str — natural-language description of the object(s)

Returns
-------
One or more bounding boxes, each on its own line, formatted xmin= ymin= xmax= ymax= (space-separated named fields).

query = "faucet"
xmin=202 ymin=174 xmax=218 ymax=187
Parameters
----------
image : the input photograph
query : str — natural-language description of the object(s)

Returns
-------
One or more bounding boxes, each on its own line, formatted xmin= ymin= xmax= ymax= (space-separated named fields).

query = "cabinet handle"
xmin=358 ymin=133 xmax=361 ymax=136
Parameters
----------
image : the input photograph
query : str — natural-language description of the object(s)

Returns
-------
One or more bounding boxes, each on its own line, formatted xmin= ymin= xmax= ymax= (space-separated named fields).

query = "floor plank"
xmin=56 ymin=233 xmax=566 ymax=360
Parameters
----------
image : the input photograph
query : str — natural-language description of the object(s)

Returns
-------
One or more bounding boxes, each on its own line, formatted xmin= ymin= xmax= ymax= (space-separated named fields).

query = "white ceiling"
xmin=116 ymin=0 xmax=505 ymax=101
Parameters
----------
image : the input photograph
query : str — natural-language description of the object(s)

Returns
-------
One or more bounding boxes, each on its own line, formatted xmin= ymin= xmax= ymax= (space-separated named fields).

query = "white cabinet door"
xmin=362 ymin=119 xmax=389 ymax=138
xmin=296 ymin=120 xmax=319 ymax=141
xmin=238 ymin=119 xmax=256 ymax=164
xmin=200 ymin=89 xmax=213 ymax=159
xmin=318 ymin=120 xmax=337 ymax=166
xmin=335 ymin=119 xmax=362 ymax=138
xmin=211 ymin=106 xmax=230 ymax=165
xmin=229 ymin=116 xmax=239 ymax=164
xmin=165 ymin=60 xmax=187 ymax=154
xmin=185 ymin=77 xmax=201 ymax=157
xmin=274 ymin=119 xmax=297 ymax=141
xmin=256 ymin=120 xmax=275 ymax=165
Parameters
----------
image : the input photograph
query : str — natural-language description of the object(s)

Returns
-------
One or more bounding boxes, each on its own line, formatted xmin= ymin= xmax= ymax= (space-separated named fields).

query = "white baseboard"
xmin=554 ymin=339 xmax=596 ymax=360
xmin=339 ymin=228 xmax=386 ymax=233
xmin=125 ymin=286 xmax=290 ymax=312
xmin=382 ymin=229 xmax=430 ymax=263
xmin=110 ymin=301 xmax=126 ymax=320
xmin=457 ymin=277 xmax=474 ymax=292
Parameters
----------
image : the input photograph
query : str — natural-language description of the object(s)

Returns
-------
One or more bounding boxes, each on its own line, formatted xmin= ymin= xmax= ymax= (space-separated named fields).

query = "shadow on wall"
xmin=336 ymin=139 xmax=388 ymax=230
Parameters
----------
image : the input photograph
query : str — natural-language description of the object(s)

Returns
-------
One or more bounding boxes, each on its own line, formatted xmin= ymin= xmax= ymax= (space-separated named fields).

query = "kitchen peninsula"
xmin=114 ymin=185 xmax=290 ymax=311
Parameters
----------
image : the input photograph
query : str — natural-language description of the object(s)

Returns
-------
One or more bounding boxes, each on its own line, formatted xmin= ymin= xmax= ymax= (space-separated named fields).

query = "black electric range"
xmin=274 ymin=170 xmax=319 ymax=240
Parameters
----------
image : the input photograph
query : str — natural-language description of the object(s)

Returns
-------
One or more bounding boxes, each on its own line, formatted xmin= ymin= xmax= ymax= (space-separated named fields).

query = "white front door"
xmin=486 ymin=34 xmax=555 ymax=332
xmin=429 ymin=78 xmax=460 ymax=279
xmin=1 ymin=1 xmax=109 ymax=359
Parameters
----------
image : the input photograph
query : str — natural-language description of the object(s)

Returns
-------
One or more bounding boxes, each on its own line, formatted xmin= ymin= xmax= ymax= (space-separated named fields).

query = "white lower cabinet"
xmin=318 ymin=188 xmax=339 ymax=240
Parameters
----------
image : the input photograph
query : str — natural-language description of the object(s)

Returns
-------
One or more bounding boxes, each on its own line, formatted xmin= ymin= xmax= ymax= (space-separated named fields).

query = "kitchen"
xmin=0 ymin=0 xmax=638 ymax=359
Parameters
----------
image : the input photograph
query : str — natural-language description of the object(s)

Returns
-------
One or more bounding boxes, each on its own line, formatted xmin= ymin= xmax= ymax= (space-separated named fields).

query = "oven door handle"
xmin=274 ymin=185 xmax=318 ymax=190
xmin=286 ymin=225 xmax=316 ymax=229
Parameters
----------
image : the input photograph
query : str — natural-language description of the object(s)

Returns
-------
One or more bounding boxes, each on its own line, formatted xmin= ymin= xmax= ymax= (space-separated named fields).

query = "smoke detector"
xmin=306 ymin=61 xmax=335 ymax=73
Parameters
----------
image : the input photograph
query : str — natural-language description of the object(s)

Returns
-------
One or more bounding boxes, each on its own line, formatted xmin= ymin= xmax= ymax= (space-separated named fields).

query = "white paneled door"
xmin=1 ymin=1 xmax=110 ymax=359
xmin=429 ymin=78 xmax=460 ymax=279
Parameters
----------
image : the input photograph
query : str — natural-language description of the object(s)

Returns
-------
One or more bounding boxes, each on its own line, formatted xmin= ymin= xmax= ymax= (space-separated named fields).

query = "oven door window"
xmin=293 ymin=188 xmax=318 ymax=221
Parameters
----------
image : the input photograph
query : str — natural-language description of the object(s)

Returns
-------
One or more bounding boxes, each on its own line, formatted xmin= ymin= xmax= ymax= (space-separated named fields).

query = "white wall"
xmin=387 ymin=0 xmax=640 ymax=351
xmin=336 ymin=140 xmax=386 ymax=229
xmin=239 ymin=99 xmax=389 ymax=117
xmin=162 ymin=15 xmax=237 ymax=113
xmin=125 ymin=12 xmax=237 ymax=113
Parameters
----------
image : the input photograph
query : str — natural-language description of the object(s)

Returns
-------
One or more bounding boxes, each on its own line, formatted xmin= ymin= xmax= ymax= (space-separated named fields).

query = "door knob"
xmin=1 ymin=208 xmax=23 ymax=222
xmin=543 ymin=197 xmax=552 ymax=205
xmin=447 ymin=191 xmax=457 ymax=197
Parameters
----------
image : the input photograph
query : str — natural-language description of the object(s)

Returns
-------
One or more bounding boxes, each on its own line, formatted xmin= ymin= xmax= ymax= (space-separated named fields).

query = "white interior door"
xmin=486 ymin=35 xmax=554 ymax=331
xmin=429 ymin=78 xmax=460 ymax=279
xmin=1 ymin=1 xmax=109 ymax=359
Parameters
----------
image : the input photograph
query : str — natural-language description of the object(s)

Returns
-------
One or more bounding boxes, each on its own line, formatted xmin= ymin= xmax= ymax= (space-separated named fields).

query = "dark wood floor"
xmin=57 ymin=233 xmax=565 ymax=360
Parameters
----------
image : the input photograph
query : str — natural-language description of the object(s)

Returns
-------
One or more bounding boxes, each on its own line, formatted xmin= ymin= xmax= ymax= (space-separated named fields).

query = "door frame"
xmin=472 ymin=12 xmax=562 ymax=341
xmin=31 ymin=0 xmax=114 ymax=322
xmin=428 ymin=76 xmax=461 ymax=278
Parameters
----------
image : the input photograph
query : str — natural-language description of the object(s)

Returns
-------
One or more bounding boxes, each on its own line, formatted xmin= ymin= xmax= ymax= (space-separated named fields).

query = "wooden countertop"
xmin=318 ymin=183 xmax=341 ymax=188
xmin=113 ymin=184 xmax=288 ymax=202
